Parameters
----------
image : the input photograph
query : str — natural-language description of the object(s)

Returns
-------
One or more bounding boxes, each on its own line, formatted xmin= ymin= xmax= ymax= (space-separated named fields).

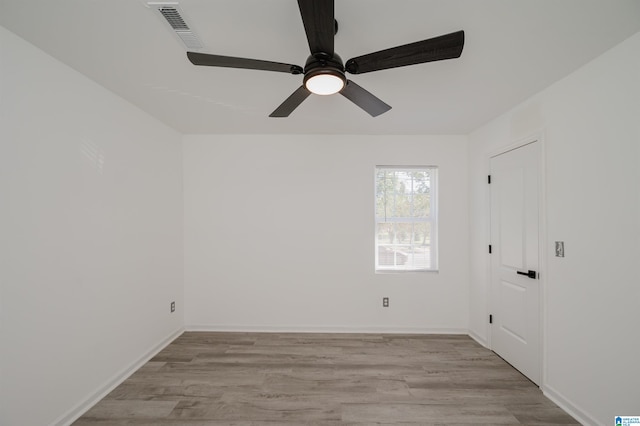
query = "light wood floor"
xmin=74 ymin=332 xmax=578 ymax=425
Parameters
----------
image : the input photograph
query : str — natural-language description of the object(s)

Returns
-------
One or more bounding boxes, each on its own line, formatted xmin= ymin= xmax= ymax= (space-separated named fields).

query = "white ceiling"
xmin=1 ymin=0 xmax=639 ymax=134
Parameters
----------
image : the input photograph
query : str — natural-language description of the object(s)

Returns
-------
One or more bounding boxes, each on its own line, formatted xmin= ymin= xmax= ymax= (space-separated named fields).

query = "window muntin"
xmin=375 ymin=167 xmax=438 ymax=272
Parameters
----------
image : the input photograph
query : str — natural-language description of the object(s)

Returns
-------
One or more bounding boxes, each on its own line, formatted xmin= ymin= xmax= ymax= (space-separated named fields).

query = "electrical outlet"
xmin=170 ymin=301 xmax=175 ymax=313
xmin=383 ymin=297 xmax=389 ymax=307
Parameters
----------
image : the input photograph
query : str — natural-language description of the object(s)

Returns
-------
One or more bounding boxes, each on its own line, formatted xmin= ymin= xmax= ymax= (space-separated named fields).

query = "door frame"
xmin=486 ymin=132 xmax=547 ymax=389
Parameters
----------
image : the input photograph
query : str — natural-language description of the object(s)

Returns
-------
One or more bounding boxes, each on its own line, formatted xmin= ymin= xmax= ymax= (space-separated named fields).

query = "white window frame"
xmin=374 ymin=166 xmax=438 ymax=272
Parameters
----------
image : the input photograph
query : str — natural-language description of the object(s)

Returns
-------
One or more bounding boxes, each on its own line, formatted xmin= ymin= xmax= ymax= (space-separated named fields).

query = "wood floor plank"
xmin=81 ymin=400 xmax=179 ymax=419
xmin=73 ymin=332 xmax=579 ymax=425
xmin=341 ymin=402 xmax=520 ymax=424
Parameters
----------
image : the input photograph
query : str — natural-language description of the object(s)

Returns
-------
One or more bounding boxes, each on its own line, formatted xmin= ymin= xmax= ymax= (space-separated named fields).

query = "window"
xmin=375 ymin=166 xmax=438 ymax=272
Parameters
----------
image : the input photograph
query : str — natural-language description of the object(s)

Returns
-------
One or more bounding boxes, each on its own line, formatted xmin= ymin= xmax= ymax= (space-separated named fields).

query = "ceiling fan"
xmin=186 ymin=0 xmax=464 ymax=118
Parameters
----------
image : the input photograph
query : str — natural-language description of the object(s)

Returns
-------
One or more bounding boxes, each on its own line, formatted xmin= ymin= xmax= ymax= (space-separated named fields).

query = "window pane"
xmin=412 ymin=194 xmax=429 ymax=217
xmin=405 ymin=244 xmax=432 ymax=270
xmin=376 ymin=169 xmax=432 ymax=219
xmin=376 ymin=222 xmax=432 ymax=270
xmin=414 ymin=222 xmax=431 ymax=246
xmin=376 ymin=171 xmax=393 ymax=218
xmin=395 ymin=222 xmax=413 ymax=244
xmin=376 ymin=223 xmax=395 ymax=244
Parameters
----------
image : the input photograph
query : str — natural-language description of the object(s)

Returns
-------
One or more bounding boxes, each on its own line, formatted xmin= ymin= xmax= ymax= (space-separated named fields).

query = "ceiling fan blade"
xmin=340 ymin=80 xmax=391 ymax=117
xmin=297 ymin=0 xmax=334 ymax=55
xmin=187 ymin=52 xmax=303 ymax=74
xmin=345 ymin=30 xmax=464 ymax=74
xmin=269 ymin=86 xmax=311 ymax=117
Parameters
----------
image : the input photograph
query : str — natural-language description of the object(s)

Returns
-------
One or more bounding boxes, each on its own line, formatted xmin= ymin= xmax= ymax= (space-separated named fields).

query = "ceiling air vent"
xmin=159 ymin=7 xmax=189 ymax=31
xmin=147 ymin=2 xmax=203 ymax=49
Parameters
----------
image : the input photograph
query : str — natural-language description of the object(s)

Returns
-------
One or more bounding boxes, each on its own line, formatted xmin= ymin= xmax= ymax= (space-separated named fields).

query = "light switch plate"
xmin=555 ymin=241 xmax=565 ymax=257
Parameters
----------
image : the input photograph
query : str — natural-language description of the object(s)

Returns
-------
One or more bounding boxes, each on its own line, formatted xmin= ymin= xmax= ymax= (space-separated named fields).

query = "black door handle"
xmin=517 ymin=270 xmax=537 ymax=279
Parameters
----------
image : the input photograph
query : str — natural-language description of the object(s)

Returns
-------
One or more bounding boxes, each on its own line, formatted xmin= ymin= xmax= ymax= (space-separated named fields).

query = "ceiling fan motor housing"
xmin=303 ymin=52 xmax=346 ymax=90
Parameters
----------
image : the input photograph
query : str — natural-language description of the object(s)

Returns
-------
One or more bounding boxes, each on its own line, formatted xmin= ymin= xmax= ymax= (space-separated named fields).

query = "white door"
xmin=490 ymin=140 xmax=541 ymax=385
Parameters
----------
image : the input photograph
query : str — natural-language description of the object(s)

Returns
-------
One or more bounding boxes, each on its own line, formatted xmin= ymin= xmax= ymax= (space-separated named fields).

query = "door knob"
xmin=517 ymin=270 xmax=537 ymax=279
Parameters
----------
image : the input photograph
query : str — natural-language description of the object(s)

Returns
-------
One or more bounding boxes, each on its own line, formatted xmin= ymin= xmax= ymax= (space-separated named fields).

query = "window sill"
xmin=375 ymin=269 xmax=439 ymax=274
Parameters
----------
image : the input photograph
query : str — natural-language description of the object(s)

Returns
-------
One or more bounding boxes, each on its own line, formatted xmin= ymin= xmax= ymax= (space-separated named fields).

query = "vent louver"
xmin=148 ymin=2 xmax=203 ymax=49
xmin=159 ymin=7 xmax=189 ymax=31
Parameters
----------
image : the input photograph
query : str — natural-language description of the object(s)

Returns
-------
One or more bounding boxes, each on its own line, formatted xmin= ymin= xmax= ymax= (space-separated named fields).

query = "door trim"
xmin=487 ymin=132 xmax=547 ymax=390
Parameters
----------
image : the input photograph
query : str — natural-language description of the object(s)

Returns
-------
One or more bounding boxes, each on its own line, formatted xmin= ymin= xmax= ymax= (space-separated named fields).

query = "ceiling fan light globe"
xmin=305 ymin=73 xmax=345 ymax=95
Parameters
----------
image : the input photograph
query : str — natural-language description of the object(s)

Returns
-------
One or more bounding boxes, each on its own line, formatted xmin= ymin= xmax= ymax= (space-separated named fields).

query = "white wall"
xmin=184 ymin=135 xmax=469 ymax=333
xmin=468 ymin=32 xmax=640 ymax=424
xmin=0 ymin=26 xmax=183 ymax=426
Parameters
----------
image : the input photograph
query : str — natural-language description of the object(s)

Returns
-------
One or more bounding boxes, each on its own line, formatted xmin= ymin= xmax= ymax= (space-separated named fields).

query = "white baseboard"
xmin=185 ymin=324 xmax=468 ymax=335
xmin=543 ymin=384 xmax=597 ymax=426
xmin=467 ymin=329 xmax=488 ymax=347
xmin=51 ymin=326 xmax=184 ymax=426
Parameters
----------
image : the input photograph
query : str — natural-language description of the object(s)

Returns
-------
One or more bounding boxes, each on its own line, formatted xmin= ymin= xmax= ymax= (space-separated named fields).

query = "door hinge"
xmin=489 ymin=314 xmax=493 ymax=324
xmin=488 ymin=175 xmax=491 ymax=184
xmin=488 ymin=244 xmax=492 ymax=254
